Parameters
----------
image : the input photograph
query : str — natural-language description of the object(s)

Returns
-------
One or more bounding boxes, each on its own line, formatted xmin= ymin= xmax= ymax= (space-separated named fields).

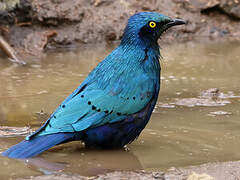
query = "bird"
xmin=2 ymin=12 xmax=185 ymax=158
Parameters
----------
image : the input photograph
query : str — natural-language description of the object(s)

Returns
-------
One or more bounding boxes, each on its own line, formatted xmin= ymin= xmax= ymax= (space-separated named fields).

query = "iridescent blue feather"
xmin=2 ymin=12 xmax=185 ymax=158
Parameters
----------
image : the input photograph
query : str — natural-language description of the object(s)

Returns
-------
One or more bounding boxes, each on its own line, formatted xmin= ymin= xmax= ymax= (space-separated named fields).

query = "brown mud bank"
xmin=18 ymin=161 xmax=240 ymax=180
xmin=0 ymin=0 xmax=240 ymax=59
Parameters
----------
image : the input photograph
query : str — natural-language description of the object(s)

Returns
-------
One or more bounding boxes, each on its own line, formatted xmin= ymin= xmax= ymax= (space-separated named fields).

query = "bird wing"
xmin=26 ymin=78 xmax=155 ymax=140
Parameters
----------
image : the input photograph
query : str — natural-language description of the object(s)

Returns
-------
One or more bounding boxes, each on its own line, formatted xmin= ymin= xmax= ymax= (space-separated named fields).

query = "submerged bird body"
xmin=2 ymin=12 xmax=185 ymax=158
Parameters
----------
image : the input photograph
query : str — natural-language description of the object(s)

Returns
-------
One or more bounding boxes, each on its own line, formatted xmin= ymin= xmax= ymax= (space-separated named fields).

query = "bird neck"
xmin=117 ymin=36 xmax=161 ymax=83
xmin=120 ymin=29 xmax=159 ymax=50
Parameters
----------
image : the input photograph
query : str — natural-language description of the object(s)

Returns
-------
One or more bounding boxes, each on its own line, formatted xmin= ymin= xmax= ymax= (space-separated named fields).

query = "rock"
xmin=174 ymin=0 xmax=220 ymax=12
xmin=186 ymin=172 xmax=215 ymax=180
xmin=0 ymin=0 xmax=20 ymax=13
xmin=23 ymin=30 xmax=57 ymax=56
xmin=152 ymin=171 xmax=165 ymax=179
xmin=31 ymin=0 xmax=84 ymax=25
xmin=219 ymin=0 xmax=240 ymax=19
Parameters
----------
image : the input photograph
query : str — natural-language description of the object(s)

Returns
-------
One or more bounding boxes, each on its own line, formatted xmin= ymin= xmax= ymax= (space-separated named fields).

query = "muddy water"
xmin=0 ymin=41 xmax=240 ymax=179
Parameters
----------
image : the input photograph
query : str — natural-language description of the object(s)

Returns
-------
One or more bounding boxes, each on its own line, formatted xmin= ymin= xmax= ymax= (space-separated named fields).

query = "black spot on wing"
xmin=87 ymin=101 xmax=111 ymax=114
xmin=72 ymin=84 xmax=87 ymax=98
xmin=92 ymin=105 xmax=96 ymax=110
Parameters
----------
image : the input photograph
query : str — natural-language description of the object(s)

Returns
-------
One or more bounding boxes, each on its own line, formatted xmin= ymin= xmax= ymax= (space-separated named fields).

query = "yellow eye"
xmin=149 ymin=21 xmax=156 ymax=28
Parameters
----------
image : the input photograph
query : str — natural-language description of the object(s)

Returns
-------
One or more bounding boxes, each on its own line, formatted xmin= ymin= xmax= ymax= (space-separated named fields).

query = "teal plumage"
xmin=2 ymin=12 xmax=185 ymax=158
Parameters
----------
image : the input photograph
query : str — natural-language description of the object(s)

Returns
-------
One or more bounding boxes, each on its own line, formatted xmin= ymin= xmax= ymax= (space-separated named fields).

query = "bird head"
xmin=121 ymin=12 xmax=186 ymax=46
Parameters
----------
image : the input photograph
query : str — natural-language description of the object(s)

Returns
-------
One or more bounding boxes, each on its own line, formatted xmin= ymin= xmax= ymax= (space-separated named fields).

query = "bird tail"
xmin=1 ymin=133 xmax=75 ymax=159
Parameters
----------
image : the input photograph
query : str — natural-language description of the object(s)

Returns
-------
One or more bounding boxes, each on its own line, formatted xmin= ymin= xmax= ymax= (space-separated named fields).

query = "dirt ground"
xmin=18 ymin=161 xmax=240 ymax=180
xmin=0 ymin=0 xmax=240 ymax=58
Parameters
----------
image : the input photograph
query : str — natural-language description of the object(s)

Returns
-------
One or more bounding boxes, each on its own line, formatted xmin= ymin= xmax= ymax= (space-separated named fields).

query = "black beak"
xmin=159 ymin=18 xmax=186 ymax=36
xmin=165 ymin=19 xmax=186 ymax=29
